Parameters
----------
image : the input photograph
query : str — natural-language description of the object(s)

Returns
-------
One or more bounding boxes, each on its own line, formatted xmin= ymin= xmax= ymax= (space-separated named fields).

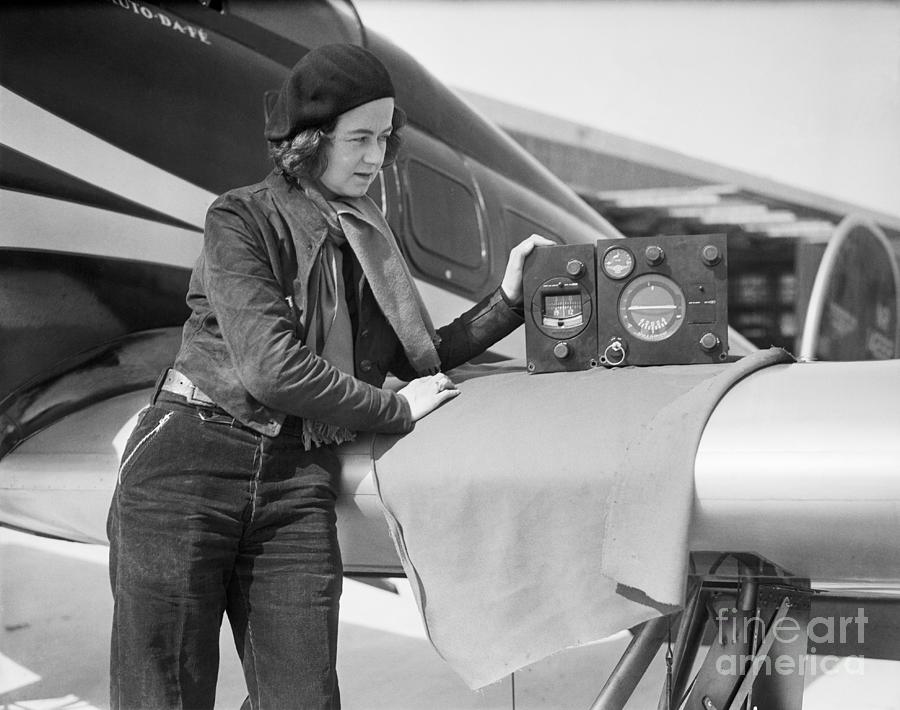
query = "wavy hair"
xmin=268 ymin=107 xmax=406 ymax=183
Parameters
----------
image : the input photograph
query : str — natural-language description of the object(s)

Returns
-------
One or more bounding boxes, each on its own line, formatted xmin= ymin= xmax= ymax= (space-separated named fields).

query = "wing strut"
xmin=589 ymin=614 xmax=672 ymax=709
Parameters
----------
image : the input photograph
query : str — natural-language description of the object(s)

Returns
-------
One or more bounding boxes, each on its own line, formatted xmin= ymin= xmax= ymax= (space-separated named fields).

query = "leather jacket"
xmin=174 ymin=171 xmax=524 ymax=437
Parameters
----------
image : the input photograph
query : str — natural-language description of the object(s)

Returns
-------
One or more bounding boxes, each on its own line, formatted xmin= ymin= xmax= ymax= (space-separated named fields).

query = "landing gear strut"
xmin=590 ymin=555 xmax=812 ymax=710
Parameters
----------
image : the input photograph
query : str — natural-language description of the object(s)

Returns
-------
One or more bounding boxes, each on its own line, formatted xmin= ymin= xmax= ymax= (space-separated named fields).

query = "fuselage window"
xmin=396 ymin=129 xmax=491 ymax=295
xmin=406 ymin=159 xmax=484 ymax=270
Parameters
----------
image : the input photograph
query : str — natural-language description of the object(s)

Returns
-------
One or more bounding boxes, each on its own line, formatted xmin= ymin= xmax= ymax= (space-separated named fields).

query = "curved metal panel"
xmin=694 ymin=358 xmax=900 ymax=588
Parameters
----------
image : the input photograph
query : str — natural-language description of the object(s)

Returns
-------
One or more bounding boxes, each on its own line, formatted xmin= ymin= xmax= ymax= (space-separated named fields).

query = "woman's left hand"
xmin=500 ymin=234 xmax=556 ymax=306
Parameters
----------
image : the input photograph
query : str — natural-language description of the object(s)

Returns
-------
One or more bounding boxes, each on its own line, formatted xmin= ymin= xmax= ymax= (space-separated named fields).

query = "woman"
xmin=108 ymin=43 xmax=550 ymax=709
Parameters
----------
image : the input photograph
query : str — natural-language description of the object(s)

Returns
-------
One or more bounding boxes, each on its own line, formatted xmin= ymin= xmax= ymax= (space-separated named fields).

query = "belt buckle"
xmin=196 ymin=406 xmax=239 ymax=430
xmin=196 ymin=408 xmax=228 ymax=425
xmin=186 ymin=384 xmax=213 ymax=407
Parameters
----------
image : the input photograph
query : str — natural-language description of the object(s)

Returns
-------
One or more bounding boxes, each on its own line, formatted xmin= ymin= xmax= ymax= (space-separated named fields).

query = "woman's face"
xmin=319 ymin=97 xmax=395 ymax=198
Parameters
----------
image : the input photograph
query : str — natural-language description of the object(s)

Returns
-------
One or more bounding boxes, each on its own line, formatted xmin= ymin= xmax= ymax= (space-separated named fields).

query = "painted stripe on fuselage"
xmin=1 ymin=190 xmax=203 ymax=268
xmin=0 ymin=86 xmax=216 ymax=228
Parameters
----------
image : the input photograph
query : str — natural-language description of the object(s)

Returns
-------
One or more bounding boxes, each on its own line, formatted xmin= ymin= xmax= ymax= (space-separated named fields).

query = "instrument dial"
xmin=602 ymin=246 xmax=635 ymax=280
xmin=542 ymin=292 xmax=583 ymax=328
xmin=532 ymin=276 xmax=592 ymax=339
xmin=618 ymin=274 xmax=686 ymax=342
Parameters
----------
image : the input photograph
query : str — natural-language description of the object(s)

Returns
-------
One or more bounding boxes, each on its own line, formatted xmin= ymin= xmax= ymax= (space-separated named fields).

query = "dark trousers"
xmin=107 ymin=394 xmax=342 ymax=709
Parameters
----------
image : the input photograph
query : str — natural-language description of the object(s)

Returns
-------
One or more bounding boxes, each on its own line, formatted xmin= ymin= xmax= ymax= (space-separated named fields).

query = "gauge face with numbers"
xmin=602 ymin=246 xmax=635 ymax=280
xmin=542 ymin=292 xmax=583 ymax=328
xmin=618 ymin=274 xmax=686 ymax=341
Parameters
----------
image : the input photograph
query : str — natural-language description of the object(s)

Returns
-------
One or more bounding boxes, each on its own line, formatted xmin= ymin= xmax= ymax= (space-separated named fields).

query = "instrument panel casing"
xmin=525 ymin=243 xmax=598 ymax=373
xmin=596 ymin=234 xmax=729 ymax=366
xmin=525 ymin=235 xmax=729 ymax=372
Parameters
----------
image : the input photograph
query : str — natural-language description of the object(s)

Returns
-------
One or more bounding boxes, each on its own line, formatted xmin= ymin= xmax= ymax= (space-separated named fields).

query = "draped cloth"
xmin=298 ymin=180 xmax=441 ymax=448
xmin=371 ymin=348 xmax=794 ymax=688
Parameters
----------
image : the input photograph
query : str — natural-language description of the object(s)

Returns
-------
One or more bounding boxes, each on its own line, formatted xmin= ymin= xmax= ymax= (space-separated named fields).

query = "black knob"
xmin=566 ymin=259 xmax=585 ymax=278
xmin=701 ymin=244 xmax=721 ymax=266
xmin=699 ymin=332 xmax=719 ymax=352
xmin=645 ymin=245 xmax=665 ymax=266
xmin=553 ymin=342 xmax=570 ymax=360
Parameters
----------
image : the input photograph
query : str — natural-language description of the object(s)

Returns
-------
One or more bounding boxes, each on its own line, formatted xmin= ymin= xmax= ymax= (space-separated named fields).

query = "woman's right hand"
xmin=397 ymin=372 xmax=460 ymax=422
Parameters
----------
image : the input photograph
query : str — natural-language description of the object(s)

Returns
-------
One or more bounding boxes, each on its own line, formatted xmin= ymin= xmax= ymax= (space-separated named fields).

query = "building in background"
xmin=465 ymin=91 xmax=900 ymax=353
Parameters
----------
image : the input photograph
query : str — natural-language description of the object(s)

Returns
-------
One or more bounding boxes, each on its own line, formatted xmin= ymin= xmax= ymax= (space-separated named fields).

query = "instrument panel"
xmin=525 ymin=235 xmax=729 ymax=372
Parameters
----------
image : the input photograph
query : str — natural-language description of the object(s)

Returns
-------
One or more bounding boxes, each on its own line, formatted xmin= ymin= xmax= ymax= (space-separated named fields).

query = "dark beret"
xmin=264 ymin=44 xmax=396 ymax=141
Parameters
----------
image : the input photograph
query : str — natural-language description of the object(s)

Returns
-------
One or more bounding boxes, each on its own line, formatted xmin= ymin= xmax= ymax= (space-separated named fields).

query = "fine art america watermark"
xmin=713 ymin=607 xmax=868 ymax=677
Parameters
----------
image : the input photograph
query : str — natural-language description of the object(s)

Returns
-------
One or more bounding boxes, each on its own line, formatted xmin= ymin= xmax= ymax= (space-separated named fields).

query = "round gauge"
xmin=602 ymin=246 xmax=635 ymax=280
xmin=618 ymin=274 xmax=686 ymax=342
xmin=531 ymin=276 xmax=592 ymax=339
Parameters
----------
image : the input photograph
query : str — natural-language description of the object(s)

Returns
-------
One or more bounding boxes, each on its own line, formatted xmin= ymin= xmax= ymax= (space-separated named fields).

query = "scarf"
xmin=298 ymin=179 xmax=441 ymax=448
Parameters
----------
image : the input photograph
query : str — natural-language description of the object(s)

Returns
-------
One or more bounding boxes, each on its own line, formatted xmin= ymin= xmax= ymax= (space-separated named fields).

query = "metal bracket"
xmin=726 ymin=596 xmax=791 ymax=710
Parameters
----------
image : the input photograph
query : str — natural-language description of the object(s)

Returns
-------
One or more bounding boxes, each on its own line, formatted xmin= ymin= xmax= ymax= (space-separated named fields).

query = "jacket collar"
xmin=265 ymin=170 xmax=329 ymax=248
